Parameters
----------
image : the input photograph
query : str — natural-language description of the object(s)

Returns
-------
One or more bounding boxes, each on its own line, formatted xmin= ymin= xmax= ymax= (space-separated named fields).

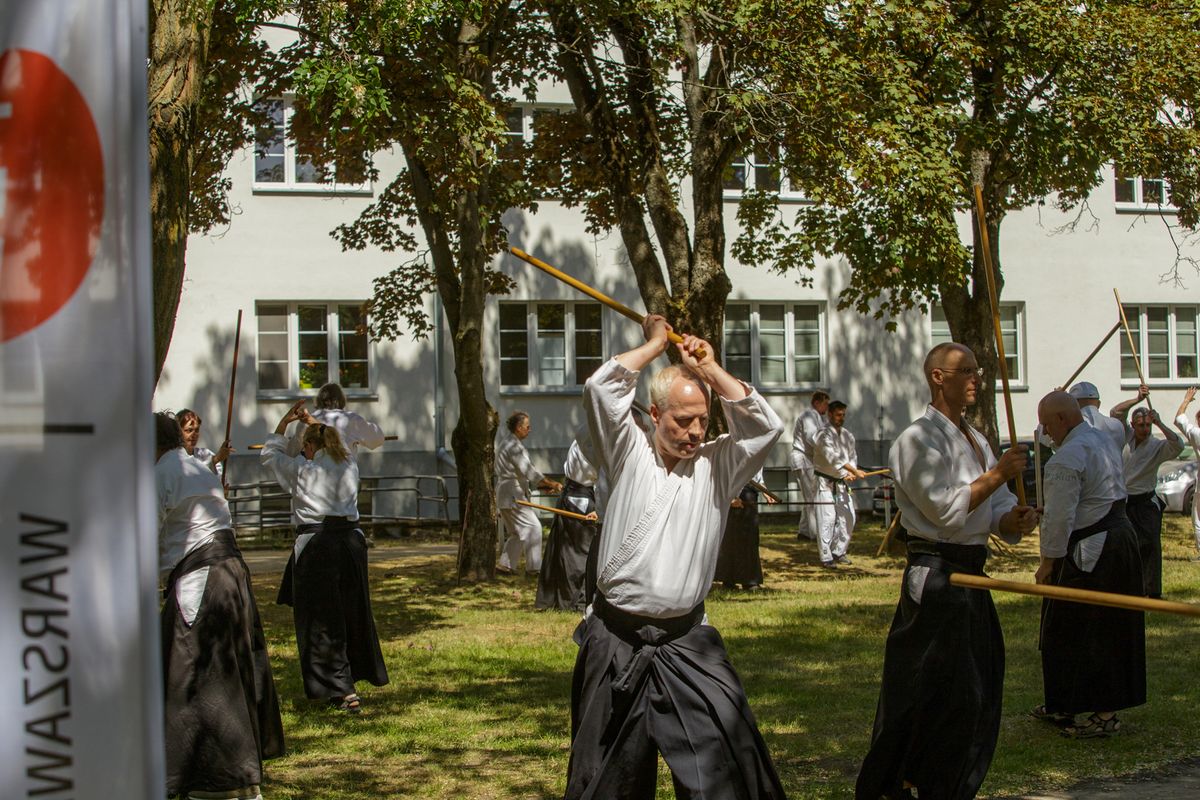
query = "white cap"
xmin=1068 ymin=381 xmax=1100 ymax=400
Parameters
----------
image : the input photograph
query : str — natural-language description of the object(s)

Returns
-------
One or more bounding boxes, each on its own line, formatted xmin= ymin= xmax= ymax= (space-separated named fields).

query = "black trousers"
xmin=857 ymin=541 xmax=1003 ymax=800
xmin=1041 ymin=500 xmax=1146 ymax=714
xmin=564 ymin=595 xmax=786 ymax=800
xmin=162 ymin=531 xmax=284 ymax=796
xmin=1125 ymin=491 xmax=1164 ymax=598
xmin=278 ymin=518 xmax=389 ymax=698
xmin=536 ymin=479 xmax=598 ymax=611
xmin=714 ymin=485 xmax=764 ymax=588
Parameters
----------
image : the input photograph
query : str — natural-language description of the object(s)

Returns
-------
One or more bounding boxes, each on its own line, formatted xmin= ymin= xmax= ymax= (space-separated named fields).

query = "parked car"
xmin=1157 ymin=447 xmax=1197 ymax=515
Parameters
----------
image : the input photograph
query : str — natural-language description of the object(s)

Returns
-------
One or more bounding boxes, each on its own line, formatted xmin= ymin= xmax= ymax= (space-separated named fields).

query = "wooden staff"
xmin=509 ymin=246 xmax=706 ymax=359
xmin=1033 ymin=429 xmax=1043 ymax=510
xmin=1061 ymin=320 xmax=1121 ymax=389
xmin=876 ymin=511 xmax=902 ymax=557
xmin=517 ymin=499 xmax=598 ymax=523
xmin=220 ymin=310 xmax=243 ymax=490
xmin=858 ymin=468 xmax=891 ymax=479
xmin=950 ymin=573 xmax=1200 ymax=618
xmin=748 ymin=480 xmax=782 ymax=504
xmin=971 ymin=152 xmax=1026 ymax=506
xmin=1114 ymin=288 xmax=1154 ymax=411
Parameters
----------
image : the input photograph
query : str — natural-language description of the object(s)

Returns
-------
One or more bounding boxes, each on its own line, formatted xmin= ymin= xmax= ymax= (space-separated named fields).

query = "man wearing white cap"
xmin=1069 ymin=381 xmax=1126 ymax=458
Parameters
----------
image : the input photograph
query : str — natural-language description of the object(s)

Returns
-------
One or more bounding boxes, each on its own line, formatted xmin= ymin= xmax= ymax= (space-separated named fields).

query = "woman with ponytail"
xmin=261 ymin=400 xmax=388 ymax=713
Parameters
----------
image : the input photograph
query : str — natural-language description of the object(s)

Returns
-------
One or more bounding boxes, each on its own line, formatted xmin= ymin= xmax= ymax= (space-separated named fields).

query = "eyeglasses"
xmin=935 ymin=367 xmax=984 ymax=379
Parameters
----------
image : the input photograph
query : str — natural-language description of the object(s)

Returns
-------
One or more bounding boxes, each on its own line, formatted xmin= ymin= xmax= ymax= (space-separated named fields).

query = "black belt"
xmin=593 ymin=593 xmax=705 ymax=696
xmin=904 ymin=538 xmax=989 ymax=574
xmin=815 ymin=470 xmax=844 ymax=484
xmin=1128 ymin=491 xmax=1156 ymax=504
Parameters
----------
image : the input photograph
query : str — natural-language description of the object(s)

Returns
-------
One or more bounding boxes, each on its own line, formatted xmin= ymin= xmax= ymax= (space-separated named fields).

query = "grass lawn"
xmin=254 ymin=515 xmax=1200 ymax=799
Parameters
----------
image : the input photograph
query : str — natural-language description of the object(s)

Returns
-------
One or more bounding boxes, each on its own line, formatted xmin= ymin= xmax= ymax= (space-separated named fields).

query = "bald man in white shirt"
xmin=565 ymin=314 xmax=786 ymax=800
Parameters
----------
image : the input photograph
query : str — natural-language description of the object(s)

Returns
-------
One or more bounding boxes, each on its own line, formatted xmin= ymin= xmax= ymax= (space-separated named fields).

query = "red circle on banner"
xmin=0 ymin=48 xmax=105 ymax=343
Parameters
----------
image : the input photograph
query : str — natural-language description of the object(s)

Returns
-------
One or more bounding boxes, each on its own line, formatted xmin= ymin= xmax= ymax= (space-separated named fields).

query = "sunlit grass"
xmin=253 ymin=515 xmax=1200 ymax=798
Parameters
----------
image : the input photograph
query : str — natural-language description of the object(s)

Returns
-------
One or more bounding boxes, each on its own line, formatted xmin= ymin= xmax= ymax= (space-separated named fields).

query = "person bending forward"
xmin=565 ymin=313 xmax=787 ymax=800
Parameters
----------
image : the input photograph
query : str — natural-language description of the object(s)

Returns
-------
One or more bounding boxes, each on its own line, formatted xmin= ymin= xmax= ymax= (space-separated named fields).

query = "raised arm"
xmin=1110 ymin=384 xmax=1150 ymax=422
xmin=615 ymin=313 xmax=673 ymax=373
xmin=1175 ymin=387 xmax=1197 ymax=435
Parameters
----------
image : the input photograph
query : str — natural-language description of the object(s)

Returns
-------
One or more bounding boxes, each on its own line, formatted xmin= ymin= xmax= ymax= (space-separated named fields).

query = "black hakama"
xmin=1040 ymin=500 xmax=1146 ymax=715
xmin=857 ymin=540 xmax=1003 ymax=800
xmin=277 ymin=516 xmax=389 ymax=698
xmin=714 ymin=484 xmax=764 ymax=589
xmin=536 ymin=478 xmax=598 ymax=611
xmin=564 ymin=594 xmax=786 ymax=800
xmin=162 ymin=530 xmax=285 ymax=797
xmin=1125 ymin=491 xmax=1164 ymax=598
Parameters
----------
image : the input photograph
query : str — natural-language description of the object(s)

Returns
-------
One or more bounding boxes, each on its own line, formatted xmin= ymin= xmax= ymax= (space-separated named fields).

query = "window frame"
xmin=497 ymin=300 xmax=606 ymax=395
xmin=721 ymin=148 xmax=809 ymax=202
xmin=251 ymin=96 xmax=372 ymax=195
xmin=930 ymin=302 xmax=1027 ymax=390
xmin=1113 ymin=167 xmax=1177 ymax=214
xmin=1119 ymin=303 xmax=1199 ymax=387
xmin=254 ymin=301 xmax=376 ymax=401
xmin=722 ymin=301 xmax=827 ymax=390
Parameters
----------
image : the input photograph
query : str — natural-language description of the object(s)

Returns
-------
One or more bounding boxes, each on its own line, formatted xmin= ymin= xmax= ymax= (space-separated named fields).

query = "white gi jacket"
xmin=286 ymin=408 xmax=384 ymax=458
xmin=261 ymin=434 xmax=361 ymax=525
xmin=1122 ymin=428 xmax=1183 ymax=494
xmin=1081 ymin=405 xmax=1126 ymax=458
xmin=1040 ymin=422 xmax=1126 ymax=558
xmin=789 ymin=408 xmax=826 ymax=470
xmin=585 ymin=358 xmax=783 ymax=618
xmin=889 ymin=406 xmax=1018 ymax=545
xmin=157 ymin=448 xmax=232 ymax=574
xmin=813 ymin=426 xmax=857 ymax=479
xmin=495 ymin=428 xmax=545 ymax=510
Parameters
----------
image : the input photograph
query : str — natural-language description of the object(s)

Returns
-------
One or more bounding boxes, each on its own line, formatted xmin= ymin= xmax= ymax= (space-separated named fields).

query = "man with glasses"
xmin=858 ymin=342 xmax=1038 ymax=800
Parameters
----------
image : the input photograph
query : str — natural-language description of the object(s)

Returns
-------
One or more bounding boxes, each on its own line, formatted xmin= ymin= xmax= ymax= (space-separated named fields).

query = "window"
xmin=499 ymin=301 xmax=603 ymax=389
xmin=723 ymin=303 xmax=824 ymax=387
xmin=253 ymin=98 xmax=369 ymax=192
xmin=1120 ymin=304 xmax=1198 ymax=383
xmin=931 ymin=303 xmax=1025 ymax=385
xmin=255 ymin=302 xmax=372 ymax=396
xmin=722 ymin=148 xmax=806 ymax=200
xmin=1114 ymin=168 xmax=1175 ymax=212
xmin=501 ymin=104 xmax=567 ymax=194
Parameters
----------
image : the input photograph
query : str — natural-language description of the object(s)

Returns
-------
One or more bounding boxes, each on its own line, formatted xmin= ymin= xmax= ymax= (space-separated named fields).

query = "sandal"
xmin=1061 ymin=713 xmax=1119 ymax=739
xmin=1030 ymin=704 xmax=1072 ymax=725
xmin=330 ymin=693 xmax=362 ymax=714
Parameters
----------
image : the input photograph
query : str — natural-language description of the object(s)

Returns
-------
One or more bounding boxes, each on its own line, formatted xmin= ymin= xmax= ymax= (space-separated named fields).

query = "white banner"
xmin=0 ymin=2 xmax=160 ymax=798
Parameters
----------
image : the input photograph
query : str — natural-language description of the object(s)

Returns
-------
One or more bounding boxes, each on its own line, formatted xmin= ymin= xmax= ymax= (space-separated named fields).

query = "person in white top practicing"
xmin=156 ymin=413 xmax=283 ymax=799
xmin=1033 ymin=391 xmax=1145 ymax=738
xmin=811 ymin=400 xmax=867 ymax=567
xmin=1174 ymin=387 xmax=1200 ymax=559
xmin=536 ymin=425 xmax=600 ymax=611
xmin=1067 ymin=381 xmax=1126 ymax=458
xmin=1110 ymin=385 xmax=1184 ymax=598
xmin=262 ymin=400 xmax=388 ymax=713
xmin=177 ymin=407 xmax=229 ymax=479
xmin=495 ymin=410 xmax=562 ymax=575
xmin=285 ymin=382 xmax=385 ymax=459
xmin=564 ymin=313 xmax=786 ymax=800
xmin=789 ymin=391 xmax=829 ymax=540
xmin=857 ymin=343 xmax=1037 ymax=800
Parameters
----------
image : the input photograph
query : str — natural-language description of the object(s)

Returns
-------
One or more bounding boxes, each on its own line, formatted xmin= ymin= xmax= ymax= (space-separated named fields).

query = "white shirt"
xmin=1040 ymin=422 xmax=1127 ymax=558
xmin=261 ymin=433 xmax=361 ymax=525
xmin=286 ymin=408 xmax=384 ymax=458
xmin=190 ymin=446 xmax=225 ymax=479
xmin=495 ymin=428 xmax=545 ymax=509
xmin=563 ymin=433 xmax=599 ymax=487
xmin=789 ymin=408 xmax=826 ymax=469
xmin=1081 ymin=405 xmax=1126 ymax=459
xmin=585 ymin=358 xmax=783 ymax=618
xmin=1122 ymin=427 xmax=1183 ymax=494
xmin=1175 ymin=414 xmax=1200 ymax=454
xmin=889 ymin=406 xmax=1018 ymax=546
xmin=813 ymin=425 xmax=857 ymax=479
xmin=157 ymin=448 xmax=233 ymax=574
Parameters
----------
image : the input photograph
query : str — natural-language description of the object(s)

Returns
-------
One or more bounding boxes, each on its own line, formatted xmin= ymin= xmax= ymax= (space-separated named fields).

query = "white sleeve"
xmin=891 ymin=431 xmax=972 ymax=530
xmin=260 ymin=433 xmax=303 ymax=492
xmin=710 ymin=387 xmax=785 ymax=501
xmin=1040 ymin=463 xmax=1081 ymax=558
xmin=347 ymin=412 xmax=385 ymax=450
xmin=584 ymin=358 xmax=643 ymax=482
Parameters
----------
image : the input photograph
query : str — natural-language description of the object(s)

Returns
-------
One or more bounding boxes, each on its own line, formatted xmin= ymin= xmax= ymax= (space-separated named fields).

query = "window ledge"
xmin=722 ymin=191 xmax=812 ymax=204
xmin=757 ymin=385 xmax=824 ymax=395
xmin=252 ymin=185 xmax=373 ymax=197
xmin=1120 ymin=380 xmax=1197 ymax=389
xmin=1115 ymin=203 xmax=1178 ymax=215
xmin=500 ymin=386 xmax=585 ymax=397
xmin=257 ymin=390 xmax=379 ymax=403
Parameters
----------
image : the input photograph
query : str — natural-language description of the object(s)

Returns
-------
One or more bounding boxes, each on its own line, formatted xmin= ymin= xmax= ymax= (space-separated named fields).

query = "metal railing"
xmin=226 ymin=474 xmax=453 ymax=542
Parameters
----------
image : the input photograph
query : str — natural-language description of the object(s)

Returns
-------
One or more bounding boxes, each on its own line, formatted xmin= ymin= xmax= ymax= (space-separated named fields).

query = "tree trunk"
xmin=939 ymin=207 xmax=1005 ymax=453
xmin=148 ymin=0 xmax=213 ymax=383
